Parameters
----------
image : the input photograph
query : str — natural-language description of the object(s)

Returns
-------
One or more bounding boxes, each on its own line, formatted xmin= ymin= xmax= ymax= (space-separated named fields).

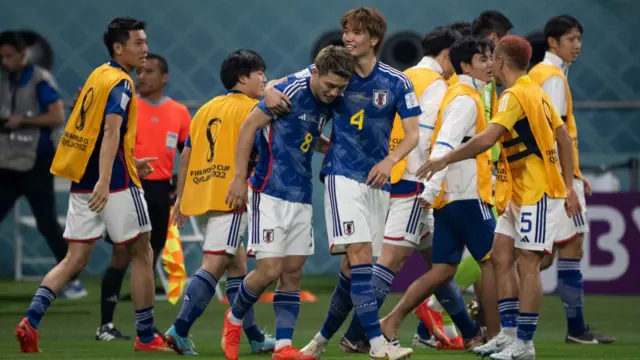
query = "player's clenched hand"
xmin=264 ymin=88 xmax=291 ymax=116
xmin=170 ymin=201 xmax=186 ymax=228
xmin=226 ymin=175 xmax=249 ymax=210
xmin=564 ymin=186 xmax=582 ymax=218
xmin=417 ymin=157 xmax=447 ymax=180
xmin=134 ymin=157 xmax=157 ymax=178
xmin=88 ymin=180 xmax=109 ymax=212
xmin=418 ymin=196 xmax=431 ymax=210
xmin=367 ymin=158 xmax=394 ymax=189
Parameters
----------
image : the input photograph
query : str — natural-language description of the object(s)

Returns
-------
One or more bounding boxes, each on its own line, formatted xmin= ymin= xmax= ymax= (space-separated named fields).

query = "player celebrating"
xmin=222 ymin=45 xmax=355 ymax=360
xmin=423 ymin=35 xmax=580 ymax=360
xmin=337 ymin=26 xmax=479 ymax=352
xmin=378 ymin=36 xmax=500 ymax=348
xmin=15 ymin=17 xmax=169 ymax=353
xmin=530 ymin=15 xmax=614 ymax=345
xmin=163 ymin=49 xmax=275 ymax=355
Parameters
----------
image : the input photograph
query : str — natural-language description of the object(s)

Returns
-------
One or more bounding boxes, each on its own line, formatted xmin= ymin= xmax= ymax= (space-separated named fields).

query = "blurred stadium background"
xmin=0 ymin=0 xmax=638 ymax=296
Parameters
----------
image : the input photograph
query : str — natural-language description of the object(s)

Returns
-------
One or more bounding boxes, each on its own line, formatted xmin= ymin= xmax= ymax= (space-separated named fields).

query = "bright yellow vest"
xmin=494 ymin=77 xmax=568 ymax=214
xmin=430 ymin=83 xmax=493 ymax=209
xmin=51 ymin=63 xmax=140 ymax=187
xmin=447 ymin=73 xmax=459 ymax=86
xmin=529 ymin=63 xmax=583 ymax=179
xmin=180 ymin=93 xmax=258 ymax=216
xmin=389 ymin=67 xmax=443 ymax=183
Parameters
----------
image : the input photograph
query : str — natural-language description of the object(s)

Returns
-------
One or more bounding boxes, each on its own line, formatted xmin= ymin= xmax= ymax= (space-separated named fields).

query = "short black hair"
xmin=472 ymin=10 xmax=513 ymax=38
xmin=0 ymin=31 xmax=27 ymax=52
xmin=220 ymin=49 xmax=267 ymax=90
xmin=146 ymin=53 xmax=168 ymax=73
xmin=544 ymin=15 xmax=584 ymax=50
xmin=450 ymin=36 xmax=494 ymax=75
xmin=448 ymin=21 xmax=473 ymax=37
xmin=103 ymin=17 xmax=146 ymax=57
xmin=422 ymin=26 xmax=458 ymax=57
xmin=525 ymin=31 xmax=546 ymax=69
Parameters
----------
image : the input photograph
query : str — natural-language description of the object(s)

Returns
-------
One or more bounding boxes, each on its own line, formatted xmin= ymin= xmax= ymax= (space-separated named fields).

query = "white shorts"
xmin=324 ymin=175 xmax=390 ymax=257
xmin=494 ymin=194 xmax=565 ymax=254
xmin=383 ymin=195 xmax=433 ymax=251
xmin=555 ymin=178 xmax=588 ymax=243
xmin=202 ymin=211 xmax=247 ymax=256
xmin=246 ymin=188 xmax=314 ymax=259
xmin=63 ymin=186 xmax=151 ymax=244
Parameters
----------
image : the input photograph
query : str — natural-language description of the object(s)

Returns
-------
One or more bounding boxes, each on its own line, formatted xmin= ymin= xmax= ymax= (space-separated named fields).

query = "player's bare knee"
xmin=202 ymin=253 xmax=232 ymax=279
xmin=378 ymin=244 xmax=412 ymax=272
xmin=278 ymin=269 xmax=303 ymax=291
xmin=111 ymin=245 xmax=130 ymax=269
xmin=558 ymin=234 xmax=584 ymax=259
xmin=255 ymin=257 xmax=284 ymax=283
xmin=491 ymin=235 xmax=514 ymax=270
xmin=432 ymin=263 xmax=457 ymax=283
xmin=345 ymin=242 xmax=372 ymax=266
xmin=516 ymin=250 xmax=543 ymax=275
xmin=65 ymin=242 xmax=94 ymax=273
xmin=227 ymin=246 xmax=248 ymax=276
xmin=126 ymin=233 xmax=153 ymax=264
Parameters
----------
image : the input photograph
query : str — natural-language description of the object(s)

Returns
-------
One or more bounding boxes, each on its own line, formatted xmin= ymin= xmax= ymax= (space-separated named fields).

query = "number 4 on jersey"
xmin=350 ymin=109 xmax=364 ymax=130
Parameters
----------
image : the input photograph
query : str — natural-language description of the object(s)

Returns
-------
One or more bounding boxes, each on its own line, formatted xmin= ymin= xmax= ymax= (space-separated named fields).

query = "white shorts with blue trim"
xmin=63 ymin=186 xmax=152 ymax=244
xmin=246 ymin=188 xmax=314 ymax=259
xmin=555 ymin=178 xmax=588 ymax=243
xmin=202 ymin=210 xmax=247 ymax=256
xmin=494 ymin=194 xmax=565 ymax=254
xmin=324 ymin=175 xmax=390 ymax=257
xmin=383 ymin=195 xmax=433 ymax=251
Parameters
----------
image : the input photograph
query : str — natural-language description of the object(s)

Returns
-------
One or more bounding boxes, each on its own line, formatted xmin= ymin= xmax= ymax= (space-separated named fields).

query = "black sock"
xmin=101 ymin=266 xmax=127 ymax=326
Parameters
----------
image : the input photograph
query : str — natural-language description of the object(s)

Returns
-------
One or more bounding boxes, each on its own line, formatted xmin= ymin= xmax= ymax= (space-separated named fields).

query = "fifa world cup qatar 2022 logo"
xmin=205 ymin=118 xmax=222 ymax=163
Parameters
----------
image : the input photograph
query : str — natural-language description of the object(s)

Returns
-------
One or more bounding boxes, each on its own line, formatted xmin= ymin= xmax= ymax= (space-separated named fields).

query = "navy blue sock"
xmin=227 ymin=276 xmax=264 ymax=343
xmin=135 ymin=306 xmax=155 ymax=343
xmin=417 ymin=320 xmax=431 ymax=340
xmin=25 ymin=286 xmax=56 ymax=329
xmin=498 ymin=297 xmax=519 ymax=331
xmin=350 ymin=264 xmax=383 ymax=341
xmin=230 ymin=277 xmax=260 ymax=320
xmin=173 ymin=269 xmax=217 ymax=337
xmin=345 ymin=263 xmax=394 ymax=341
xmin=319 ymin=272 xmax=353 ymax=340
xmin=517 ymin=313 xmax=538 ymax=342
xmin=274 ymin=290 xmax=301 ymax=348
xmin=434 ymin=279 xmax=478 ymax=339
xmin=557 ymin=258 xmax=586 ymax=336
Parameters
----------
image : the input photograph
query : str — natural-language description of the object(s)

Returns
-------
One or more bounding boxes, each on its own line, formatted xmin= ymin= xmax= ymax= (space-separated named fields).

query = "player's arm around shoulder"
xmin=263 ymin=67 xmax=311 ymax=116
xmin=226 ymin=103 xmax=273 ymax=209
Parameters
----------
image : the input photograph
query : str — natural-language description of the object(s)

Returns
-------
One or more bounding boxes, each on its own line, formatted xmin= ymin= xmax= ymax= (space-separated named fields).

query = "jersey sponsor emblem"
xmin=120 ymin=93 xmax=130 ymax=110
xmin=405 ymin=91 xmax=419 ymax=109
xmin=166 ymin=132 xmax=178 ymax=151
xmin=343 ymin=221 xmax=355 ymax=236
xmin=205 ymin=118 xmax=222 ymax=162
xmin=263 ymin=229 xmax=274 ymax=243
xmin=373 ymin=90 xmax=388 ymax=109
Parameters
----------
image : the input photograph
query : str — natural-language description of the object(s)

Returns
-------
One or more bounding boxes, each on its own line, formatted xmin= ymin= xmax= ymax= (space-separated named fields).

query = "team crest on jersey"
xmin=373 ymin=90 xmax=388 ymax=109
xmin=343 ymin=221 xmax=355 ymax=236
xmin=318 ymin=114 xmax=329 ymax=132
xmin=263 ymin=229 xmax=274 ymax=243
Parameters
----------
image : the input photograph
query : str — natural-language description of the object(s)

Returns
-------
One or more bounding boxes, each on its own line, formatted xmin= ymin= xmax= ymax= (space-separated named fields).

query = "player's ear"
xmin=370 ymin=36 xmax=379 ymax=50
xmin=161 ymin=72 xmax=169 ymax=86
xmin=113 ymin=42 xmax=124 ymax=56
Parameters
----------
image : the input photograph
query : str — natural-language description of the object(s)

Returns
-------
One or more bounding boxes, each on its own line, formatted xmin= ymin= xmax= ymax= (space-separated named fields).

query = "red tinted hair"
xmin=496 ymin=35 xmax=532 ymax=70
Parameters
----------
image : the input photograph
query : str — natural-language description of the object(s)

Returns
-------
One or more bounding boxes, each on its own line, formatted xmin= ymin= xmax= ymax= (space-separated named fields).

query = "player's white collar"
xmin=543 ymin=51 xmax=570 ymax=76
xmin=415 ymin=56 xmax=443 ymax=75
xmin=458 ymin=74 xmax=486 ymax=93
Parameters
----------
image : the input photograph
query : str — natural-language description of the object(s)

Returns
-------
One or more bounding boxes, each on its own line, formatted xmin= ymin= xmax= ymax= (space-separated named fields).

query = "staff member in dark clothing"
xmin=0 ymin=30 xmax=87 ymax=299
xmin=96 ymin=54 xmax=191 ymax=341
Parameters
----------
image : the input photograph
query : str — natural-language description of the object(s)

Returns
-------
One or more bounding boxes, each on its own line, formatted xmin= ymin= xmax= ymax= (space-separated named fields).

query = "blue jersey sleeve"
xmin=395 ymin=80 xmax=422 ymax=120
xmin=104 ymin=79 xmax=132 ymax=118
xmin=35 ymin=80 xmax=60 ymax=110
xmin=185 ymin=134 xmax=191 ymax=147
xmin=286 ymin=64 xmax=314 ymax=82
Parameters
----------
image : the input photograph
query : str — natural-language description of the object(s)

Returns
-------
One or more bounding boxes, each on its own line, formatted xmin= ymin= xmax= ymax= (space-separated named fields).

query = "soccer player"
xmin=423 ymin=35 xmax=581 ymax=360
xmin=163 ymin=49 xmax=275 ymax=355
xmin=221 ymin=45 xmax=355 ymax=360
xmin=266 ymin=8 xmax=421 ymax=360
xmin=15 ymin=17 xmax=170 ymax=353
xmin=530 ymin=15 xmax=614 ymax=345
xmin=336 ymin=26 xmax=478 ymax=352
xmin=96 ymin=53 xmax=192 ymax=341
xmin=377 ymin=36 xmax=500 ymax=349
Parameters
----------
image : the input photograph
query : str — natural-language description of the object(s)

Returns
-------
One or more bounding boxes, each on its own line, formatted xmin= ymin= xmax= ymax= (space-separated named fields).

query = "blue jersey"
xmin=290 ymin=62 xmax=421 ymax=191
xmin=71 ymin=61 xmax=133 ymax=193
xmin=250 ymin=77 xmax=331 ymax=204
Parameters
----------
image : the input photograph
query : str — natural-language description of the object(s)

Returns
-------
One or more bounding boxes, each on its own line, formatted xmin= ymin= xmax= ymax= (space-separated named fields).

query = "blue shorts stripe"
xmin=227 ymin=213 xmax=241 ymax=248
xmin=130 ymin=187 xmax=144 ymax=227
xmin=328 ymin=175 xmax=342 ymax=237
xmin=405 ymin=197 xmax=419 ymax=234
xmin=252 ymin=191 xmax=260 ymax=245
xmin=535 ymin=198 xmax=542 ymax=243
